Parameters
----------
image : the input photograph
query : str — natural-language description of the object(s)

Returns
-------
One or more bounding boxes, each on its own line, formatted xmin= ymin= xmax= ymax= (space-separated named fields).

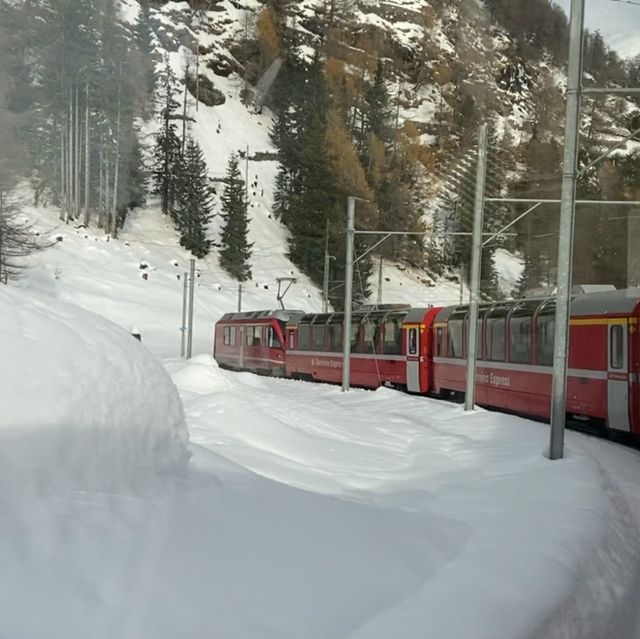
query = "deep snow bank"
xmin=176 ymin=357 xmax=640 ymax=639
xmin=0 ymin=287 xmax=189 ymax=490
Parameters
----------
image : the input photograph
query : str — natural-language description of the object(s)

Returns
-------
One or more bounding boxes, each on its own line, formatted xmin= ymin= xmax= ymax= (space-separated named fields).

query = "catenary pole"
xmin=237 ymin=283 xmax=242 ymax=312
xmin=323 ymin=220 xmax=330 ymax=313
xmin=187 ymin=259 xmax=196 ymax=358
xmin=377 ymin=255 xmax=383 ymax=307
xmin=464 ymin=124 xmax=488 ymax=412
xmin=549 ymin=0 xmax=585 ymax=460
xmin=180 ymin=271 xmax=188 ymax=357
xmin=341 ymin=196 xmax=356 ymax=392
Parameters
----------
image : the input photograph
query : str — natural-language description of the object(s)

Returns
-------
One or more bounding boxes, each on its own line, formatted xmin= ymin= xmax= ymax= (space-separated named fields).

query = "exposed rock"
xmin=186 ymin=74 xmax=226 ymax=106
xmin=207 ymin=57 xmax=234 ymax=77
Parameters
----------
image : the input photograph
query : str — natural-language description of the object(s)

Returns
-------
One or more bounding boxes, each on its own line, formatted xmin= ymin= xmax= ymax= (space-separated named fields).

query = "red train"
xmin=213 ymin=288 xmax=640 ymax=436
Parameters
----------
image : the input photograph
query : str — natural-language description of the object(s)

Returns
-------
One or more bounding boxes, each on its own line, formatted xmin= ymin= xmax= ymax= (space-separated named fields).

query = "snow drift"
xmin=0 ymin=287 xmax=189 ymax=492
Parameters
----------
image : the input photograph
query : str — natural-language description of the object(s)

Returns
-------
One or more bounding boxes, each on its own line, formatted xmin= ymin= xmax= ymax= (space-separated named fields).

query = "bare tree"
xmin=0 ymin=194 xmax=49 ymax=284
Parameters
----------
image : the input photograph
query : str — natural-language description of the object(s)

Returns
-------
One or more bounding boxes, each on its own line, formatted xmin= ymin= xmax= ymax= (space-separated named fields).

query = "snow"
xmin=6 ymin=197 xmax=640 ymax=637
xmin=0 ymin=286 xmax=189 ymax=491
xmin=4 ymin=0 xmax=640 ymax=635
xmin=494 ymin=247 xmax=524 ymax=297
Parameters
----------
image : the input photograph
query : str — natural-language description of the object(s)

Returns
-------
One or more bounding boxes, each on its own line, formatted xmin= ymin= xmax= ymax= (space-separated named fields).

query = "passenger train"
xmin=213 ymin=288 xmax=640 ymax=437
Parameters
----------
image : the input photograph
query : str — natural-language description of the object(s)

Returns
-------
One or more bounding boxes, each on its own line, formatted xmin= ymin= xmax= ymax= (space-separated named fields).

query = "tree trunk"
xmin=182 ymin=65 xmax=189 ymax=154
xmin=111 ymin=77 xmax=122 ymax=238
xmin=98 ymin=135 xmax=104 ymax=228
xmin=67 ymin=87 xmax=73 ymax=222
xmin=75 ymin=85 xmax=80 ymax=218
xmin=59 ymin=121 xmax=65 ymax=220
xmin=104 ymin=146 xmax=110 ymax=231
xmin=162 ymin=84 xmax=170 ymax=215
xmin=84 ymin=83 xmax=91 ymax=226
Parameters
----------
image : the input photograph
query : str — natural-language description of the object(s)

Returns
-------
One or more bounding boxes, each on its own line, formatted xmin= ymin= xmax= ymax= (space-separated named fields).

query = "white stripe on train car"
xmin=219 ymin=355 xmax=283 ymax=366
xmin=287 ymin=350 xmax=404 ymax=362
xmin=432 ymin=356 xmax=608 ymax=380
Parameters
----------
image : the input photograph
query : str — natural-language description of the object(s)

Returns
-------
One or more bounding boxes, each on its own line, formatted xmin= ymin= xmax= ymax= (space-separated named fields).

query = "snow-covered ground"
xmin=2 ymin=194 xmax=639 ymax=638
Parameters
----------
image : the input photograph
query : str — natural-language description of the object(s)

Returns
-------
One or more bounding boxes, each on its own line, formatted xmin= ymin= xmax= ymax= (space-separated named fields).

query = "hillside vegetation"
xmin=1 ymin=0 xmax=639 ymax=302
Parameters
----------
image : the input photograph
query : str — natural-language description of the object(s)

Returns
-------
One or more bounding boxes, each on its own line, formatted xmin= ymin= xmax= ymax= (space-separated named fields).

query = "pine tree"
xmin=271 ymin=53 xmax=340 ymax=285
xmin=174 ymin=138 xmax=213 ymax=258
xmin=134 ymin=0 xmax=156 ymax=99
xmin=153 ymin=61 xmax=181 ymax=216
xmin=365 ymin=60 xmax=392 ymax=143
xmin=219 ymin=154 xmax=252 ymax=279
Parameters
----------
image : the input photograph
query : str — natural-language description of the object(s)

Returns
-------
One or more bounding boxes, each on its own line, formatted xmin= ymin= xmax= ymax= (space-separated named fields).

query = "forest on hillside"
xmin=1 ymin=0 xmax=639 ymax=299
xmin=243 ymin=0 xmax=640 ymax=301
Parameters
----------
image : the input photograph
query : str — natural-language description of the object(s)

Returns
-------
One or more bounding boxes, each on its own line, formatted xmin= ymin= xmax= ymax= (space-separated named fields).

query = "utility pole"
xmin=342 ymin=197 xmax=356 ymax=392
xmin=322 ymin=220 xmax=334 ymax=313
xmin=237 ymin=283 xmax=242 ymax=312
xmin=180 ymin=270 xmax=188 ymax=357
xmin=377 ymin=255 xmax=383 ymax=307
xmin=464 ymin=124 xmax=488 ymax=412
xmin=186 ymin=258 xmax=195 ymax=358
xmin=549 ymin=0 xmax=585 ymax=460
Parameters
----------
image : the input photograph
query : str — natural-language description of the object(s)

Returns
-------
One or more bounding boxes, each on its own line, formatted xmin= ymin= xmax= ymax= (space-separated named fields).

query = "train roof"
xmin=570 ymin=287 xmax=640 ymax=316
xmin=297 ymin=305 xmax=419 ymax=325
xmin=434 ymin=288 xmax=640 ymax=321
xmin=404 ymin=307 xmax=435 ymax=323
xmin=219 ymin=309 xmax=306 ymax=322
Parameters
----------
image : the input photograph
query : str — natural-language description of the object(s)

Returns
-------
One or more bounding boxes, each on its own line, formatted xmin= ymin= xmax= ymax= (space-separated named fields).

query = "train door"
xmin=607 ymin=322 xmax=630 ymax=431
xmin=407 ymin=325 xmax=420 ymax=392
xmin=238 ymin=326 xmax=245 ymax=368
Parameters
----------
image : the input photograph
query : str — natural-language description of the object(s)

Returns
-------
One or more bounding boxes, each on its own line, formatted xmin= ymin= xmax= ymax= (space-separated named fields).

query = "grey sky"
xmin=555 ymin=0 xmax=640 ymax=58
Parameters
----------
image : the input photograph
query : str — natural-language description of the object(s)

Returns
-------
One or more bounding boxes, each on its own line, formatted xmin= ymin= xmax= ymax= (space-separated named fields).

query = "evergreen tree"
xmin=365 ymin=60 xmax=392 ymax=143
xmin=153 ymin=61 xmax=181 ymax=216
xmin=271 ymin=53 xmax=346 ymax=290
xmin=219 ymin=154 xmax=252 ymax=279
xmin=173 ymin=138 xmax=213 ymax=258
xmin=134 ymin=0 xmax=156 ymax=99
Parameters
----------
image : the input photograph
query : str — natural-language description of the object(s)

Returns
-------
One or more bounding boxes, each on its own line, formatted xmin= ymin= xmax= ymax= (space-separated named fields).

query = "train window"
xmin=408 ymin=328 xmax=417 ymax=355
xmin=384 ymin=319 xmax=401 ymax=355
xmin=298 ymin=325 xmax=311 ymax=350
xmin=509 ymin=307 xmax=533 ymax=364
xmin=252 ymin=326 xmax=262 ymax=347
xmin=611 ymin=325 xmax=624 ymax=369
xmin=476 ymin=318 xmax=484 ymax=360
xmin=229 ymin=326 xmax=236 ymax=346
xmin=448 ymin=319 xmax=464 ymax=358
xmin=436 ymin=327 xmax=444 ymax=357
xmin=327 ymin=323 xmax=341 ymax=351
xmin=268 ymin=327 xmax=282 ymax=349
xmin=312 ymin=325 xmax=325 ymax=350
xmin=364 ymin=319 xmax=379 ymax=353
xmin=245 ymin=326 xmax=253 ymax=346
xmin=223 ymin=326 xmax=230 ymax=345
xmin=289 ymin=330 xmax=295 ymax=349
xmin=486 ymin=318 xmax=505 ymax=361
xmin=351 ymin=322 xmax=361 ymax=352
xmin=486 ymin=305 xmax=509 ymax=362
xmin=537 ymin=312 xmax=555 ymax=366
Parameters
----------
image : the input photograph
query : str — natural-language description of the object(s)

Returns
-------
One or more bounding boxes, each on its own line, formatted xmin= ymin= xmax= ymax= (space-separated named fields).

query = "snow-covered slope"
xmin=124 ymin=0 xmax=524 ymax=303
xmin=19 ymin=192 xmax=474 ymax=360
xmin=4 ymin=277 xmax=640 ymax=638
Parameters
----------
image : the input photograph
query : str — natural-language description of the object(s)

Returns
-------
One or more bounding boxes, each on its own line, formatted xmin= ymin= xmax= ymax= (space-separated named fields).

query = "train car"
xmin=431 ymin=288 xmax=640 ymax=435
xmin=284 ymin=305 xmax=441 ymax=392
xmin=214 ymin=309 xmax=305 ymax=377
